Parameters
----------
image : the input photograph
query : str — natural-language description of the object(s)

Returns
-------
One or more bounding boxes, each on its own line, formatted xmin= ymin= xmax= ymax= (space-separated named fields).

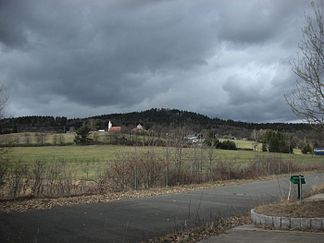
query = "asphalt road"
xmin=1 ymin=173 xmax=323 ymax=243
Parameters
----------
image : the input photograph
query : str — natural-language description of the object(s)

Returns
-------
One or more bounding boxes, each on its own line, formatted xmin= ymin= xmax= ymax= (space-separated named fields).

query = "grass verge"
xmin=255 ymin=183 xmax=324 ymax=218
xmin=255 ymin=201 xmax=324 ymax=218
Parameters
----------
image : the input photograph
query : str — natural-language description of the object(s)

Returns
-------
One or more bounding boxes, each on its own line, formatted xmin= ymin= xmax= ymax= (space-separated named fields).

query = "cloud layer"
xmin=0 ymin=0 xmax=312 ymax=122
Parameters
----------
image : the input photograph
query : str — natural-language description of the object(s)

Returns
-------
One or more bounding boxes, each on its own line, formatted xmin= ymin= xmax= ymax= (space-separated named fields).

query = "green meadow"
xmin=7 ymin=144 xmax=322 ymax=164
xmin=3 ymin=144 xmax=321 ymax=178
xmin=1 ymin=132 xmax=322 ymax=180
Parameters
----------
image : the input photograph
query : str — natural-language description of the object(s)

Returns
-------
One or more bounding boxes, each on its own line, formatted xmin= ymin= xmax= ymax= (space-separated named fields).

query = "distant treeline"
xmin=0 ymin=108 xmax=316 ymax=139
xmin=90 ymin=108 xmax=313 ymax=132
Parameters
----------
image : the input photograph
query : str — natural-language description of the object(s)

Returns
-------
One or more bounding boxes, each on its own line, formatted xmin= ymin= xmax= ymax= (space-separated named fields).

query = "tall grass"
xmin=1 ymin=147 xmax=323 ymax=200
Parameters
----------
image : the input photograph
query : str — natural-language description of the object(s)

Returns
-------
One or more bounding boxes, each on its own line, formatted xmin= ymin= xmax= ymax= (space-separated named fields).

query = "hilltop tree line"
xmin=0 ymin=108 xmax=315 ymax=132
xmin=0 ymin=109 xmax=322 ymax=148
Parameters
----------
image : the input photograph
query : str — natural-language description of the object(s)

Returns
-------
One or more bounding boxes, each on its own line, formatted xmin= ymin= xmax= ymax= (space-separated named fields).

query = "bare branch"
xmin=0 ymin=84 xmax=8 ymax=119
xmin=286 ymin=0 xmax=324 ymax=129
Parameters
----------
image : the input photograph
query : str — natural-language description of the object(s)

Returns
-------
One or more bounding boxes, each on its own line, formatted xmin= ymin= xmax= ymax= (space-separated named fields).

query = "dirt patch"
xmin=255 ymin=200 xmax=324 ymax=218
xmin=144 ymin=215 xmax=251 ymax=243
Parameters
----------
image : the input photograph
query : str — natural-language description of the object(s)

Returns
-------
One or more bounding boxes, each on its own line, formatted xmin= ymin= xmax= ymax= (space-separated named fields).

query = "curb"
xmin=251 ymin=209 xmax=324 ymax=231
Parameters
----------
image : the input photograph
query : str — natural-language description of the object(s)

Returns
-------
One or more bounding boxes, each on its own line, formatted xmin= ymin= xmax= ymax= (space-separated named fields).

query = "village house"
xmin=107 ymin=120 xmax=145 ymax=134
xmin=131 ymin=123 xmax=144 ymax=134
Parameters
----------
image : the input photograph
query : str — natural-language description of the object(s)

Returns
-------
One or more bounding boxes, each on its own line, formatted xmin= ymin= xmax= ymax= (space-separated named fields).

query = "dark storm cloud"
xmin=216 ymin=1 xmax=305 ymax=44
xmin=0 ymin=0 xmax=313 ymax=121
xmin=0 ymin=1 xmax=28 ymax=47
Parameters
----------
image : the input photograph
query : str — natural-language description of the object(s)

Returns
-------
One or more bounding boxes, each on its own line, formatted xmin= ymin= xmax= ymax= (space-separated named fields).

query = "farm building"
xmin=107 ymin=121 xmax=122 ymax=133
xmin=131 ymin=123 xmax=144 ymax=134
xmin=109 ymin=126 xmax=122 ymax=133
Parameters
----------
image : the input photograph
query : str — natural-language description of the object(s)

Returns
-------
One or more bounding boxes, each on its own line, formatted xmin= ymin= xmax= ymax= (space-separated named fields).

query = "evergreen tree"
xmin=261 ymin=130 xmax=292 ymax=153
xmin=74 ymin=125 xmax=93 ymax=145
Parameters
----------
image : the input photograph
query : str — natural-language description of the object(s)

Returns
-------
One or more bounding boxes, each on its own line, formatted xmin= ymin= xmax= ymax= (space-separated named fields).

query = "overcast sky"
xmin=0 ymin=0 xmax=314 ymax=122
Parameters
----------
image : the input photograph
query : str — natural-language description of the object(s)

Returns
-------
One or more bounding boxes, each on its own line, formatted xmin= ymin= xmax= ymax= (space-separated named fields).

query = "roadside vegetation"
xmin=0 ymin=142 xmax=323 ymax=201
xmin=145 ymin=215 xmax=251 ymax=243
xmin=255 ymin=182 xmax=324 ymax=220
xmin=256 ymin=201 xmax=324 ymax=218
xmin=0 ymin=123 xmax=322 ymax=202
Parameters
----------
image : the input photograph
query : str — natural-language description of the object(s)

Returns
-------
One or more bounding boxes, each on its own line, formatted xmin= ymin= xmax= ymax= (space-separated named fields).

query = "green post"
xmin=290 ymin=175 xmax=306 ymax=201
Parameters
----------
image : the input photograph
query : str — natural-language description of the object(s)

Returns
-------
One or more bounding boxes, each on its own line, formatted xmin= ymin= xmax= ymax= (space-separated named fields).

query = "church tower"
xmin=108 ymin=120 xmax=112 ymax=131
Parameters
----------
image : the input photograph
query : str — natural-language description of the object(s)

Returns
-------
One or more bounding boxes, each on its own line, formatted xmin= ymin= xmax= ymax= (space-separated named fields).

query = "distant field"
xmin=0 ymin=132 xmax=160 ymax=147
xmin=4 ymin=144 xmax=323 ymax=180
xmin=7 ymin=145 xmax=122 ymax=163
xmin=0 ymin=133 xmax=294 ymax=153
xmin=2 ymin=132 xmax=262 ymax=150
xmin=2 ymin=132 xmax=321 ymax=165
xmin=1 ymin=132 xmax=323 ymax=180
xmin=7 ymin=144 xmax=321 ymax=164
xmin=220 ymin=138 xmax=303 ymax=154
xmin=219 ymin=138 xmax=262 ymax=151
xmin=0 ymin=132 xmax=76 ymax=146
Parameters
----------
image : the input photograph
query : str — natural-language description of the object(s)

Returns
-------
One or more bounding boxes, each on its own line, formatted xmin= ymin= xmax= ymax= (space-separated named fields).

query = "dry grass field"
xmin=1 ymin=137 xmax=323 ymax=200
xmin=3 ymin=144 xmax=322 ymax=180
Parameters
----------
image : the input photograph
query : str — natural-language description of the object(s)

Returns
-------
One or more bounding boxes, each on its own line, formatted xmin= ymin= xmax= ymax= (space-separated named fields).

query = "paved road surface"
xmin=1 ymin=173 xmax=323 ymax=243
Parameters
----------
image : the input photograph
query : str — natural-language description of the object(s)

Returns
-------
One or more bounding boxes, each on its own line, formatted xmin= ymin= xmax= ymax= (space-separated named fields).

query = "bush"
xmin=74 ymin=125 xmax=93 ymax=145
xmin=0 ymin=148 xmax=8 ymax=188
xmin=301 ymin=143 xmax=312 ymax=154
xmin=216 ymin=140 xmax=237 ymax=150
xmin=262 ymin=143 xmax=267 ymax=152
xmin=99 ymin=152 xmax=169 ymax=192
xmin=261 ymin=130 xmax=293 ymax=153
xmin=0 ymin=161 xmax=7 ymax=188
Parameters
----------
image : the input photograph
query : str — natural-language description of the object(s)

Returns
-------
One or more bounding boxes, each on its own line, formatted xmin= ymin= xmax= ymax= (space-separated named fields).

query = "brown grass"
xmin=255 ymin=201 xmax=324 ymax=218
xmin=310 ymin=183 xmax=324 ymax=194
xmin=144 ymin=215 xmax=251 ymax=243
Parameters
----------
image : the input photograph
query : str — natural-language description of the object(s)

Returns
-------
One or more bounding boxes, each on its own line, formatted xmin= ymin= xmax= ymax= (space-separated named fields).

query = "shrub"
xmin=74 ymin=125 xmax=93 ymax=145
xmin=261 ymin=130 xmax=293 ymax=153
xmin=99 ymin=152 xmax=169 ymax=192
xmin=0 ymin=149 xmax=8 ymax=188
xmin=8 ymin=163 xmax=29 ymax=199
xmin=0 ymin=161 xmax=7 ymax=188
xmin=31 ymin=160 xmax=46 ymax=197
xmin=301 ymin=143 xmax=312 ymax=154
xmin=216 ymin=140 xmax=237 ymax=150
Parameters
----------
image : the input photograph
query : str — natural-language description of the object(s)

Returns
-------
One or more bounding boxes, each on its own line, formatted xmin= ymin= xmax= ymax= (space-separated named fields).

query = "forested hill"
xmin=0 ymin=108 xmax=313 ymax=136
xmin=90 ymin=108 xmax=311 ymax=132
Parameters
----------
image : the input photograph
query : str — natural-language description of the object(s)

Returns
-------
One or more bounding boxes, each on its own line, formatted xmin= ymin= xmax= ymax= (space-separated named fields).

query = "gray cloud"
xmin=0 ymin=0 xmax=313 ymax=122
xmin=216 ymin=0 xmax=306 ymax=44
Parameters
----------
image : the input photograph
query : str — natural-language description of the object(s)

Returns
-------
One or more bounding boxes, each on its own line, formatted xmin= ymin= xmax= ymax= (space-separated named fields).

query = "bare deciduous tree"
xmin=0 ymin=84 xmax=8 ymax=187
xmin=286 ymin=1 xmax=324 ymax=128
